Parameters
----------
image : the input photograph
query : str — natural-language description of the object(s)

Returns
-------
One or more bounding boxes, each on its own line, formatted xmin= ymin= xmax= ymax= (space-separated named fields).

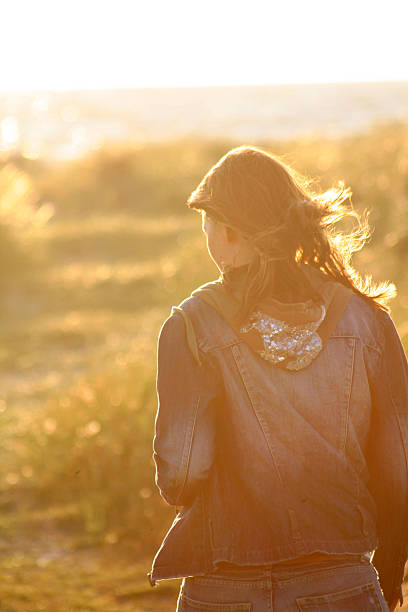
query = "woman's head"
xmin=191 ymin=146 xmax=315 ymax=263
xmin=188 ymin=145 xmax=395 ymax=323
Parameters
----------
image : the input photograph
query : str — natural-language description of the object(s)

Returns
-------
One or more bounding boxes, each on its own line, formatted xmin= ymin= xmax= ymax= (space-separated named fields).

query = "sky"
xmin=1 ymin=0 xmax=408 ymax=91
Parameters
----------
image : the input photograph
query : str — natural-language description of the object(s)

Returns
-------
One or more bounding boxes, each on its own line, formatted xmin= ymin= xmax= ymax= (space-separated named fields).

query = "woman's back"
xmin=151 ymin=281 xmax=399 ymax=566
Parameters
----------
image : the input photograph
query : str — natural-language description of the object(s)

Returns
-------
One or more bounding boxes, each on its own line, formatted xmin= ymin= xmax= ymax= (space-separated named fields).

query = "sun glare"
xmin=0 ymin=0 xmax=407 ymax=91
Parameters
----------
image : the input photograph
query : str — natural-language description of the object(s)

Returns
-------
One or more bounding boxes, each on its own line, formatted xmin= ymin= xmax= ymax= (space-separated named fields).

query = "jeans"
xmin=176 ymin=556 xmax=388 ymax=611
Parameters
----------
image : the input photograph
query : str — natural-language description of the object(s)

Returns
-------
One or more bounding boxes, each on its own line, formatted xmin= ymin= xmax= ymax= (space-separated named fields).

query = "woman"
xmin=147 ymin=146 xmax=408 ymax=611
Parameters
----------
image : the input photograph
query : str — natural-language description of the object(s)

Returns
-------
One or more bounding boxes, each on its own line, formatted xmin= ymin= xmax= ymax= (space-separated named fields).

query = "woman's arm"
xmin=152 ymin=311 xmax=222 ymax=507
xmin=367 ymin=309 xmax=408 ymax=608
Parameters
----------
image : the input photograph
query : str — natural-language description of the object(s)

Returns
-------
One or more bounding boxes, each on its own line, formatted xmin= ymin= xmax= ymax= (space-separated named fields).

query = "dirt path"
xmin=0 ymin=522 xmax=406 ymax=611
xmin=0 ymin=528 xmax=180 ymax=611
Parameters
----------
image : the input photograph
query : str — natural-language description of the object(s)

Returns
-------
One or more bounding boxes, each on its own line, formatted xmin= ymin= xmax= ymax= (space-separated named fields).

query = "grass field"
xmin=1 ymin=124 xmax=408 ymax=609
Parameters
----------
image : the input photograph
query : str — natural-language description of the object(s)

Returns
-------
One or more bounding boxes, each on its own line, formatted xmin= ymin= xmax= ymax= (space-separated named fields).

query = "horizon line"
xmin=1 ymin=77 xmax=408 ymax=95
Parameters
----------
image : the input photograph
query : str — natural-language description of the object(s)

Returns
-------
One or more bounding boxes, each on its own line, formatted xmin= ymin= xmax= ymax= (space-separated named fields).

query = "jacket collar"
xmin=191 ymin=263 xmax=353 ymax=370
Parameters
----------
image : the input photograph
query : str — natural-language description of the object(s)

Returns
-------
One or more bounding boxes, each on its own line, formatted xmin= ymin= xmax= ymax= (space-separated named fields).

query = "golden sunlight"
xmin=1 ymin=0 xmax=407 ymax=91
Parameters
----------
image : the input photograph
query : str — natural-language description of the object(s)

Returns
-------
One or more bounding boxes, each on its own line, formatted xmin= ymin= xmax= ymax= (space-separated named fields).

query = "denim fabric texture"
xmin=176 ymin=556 xmax=388 ymax=611
xmin=149 ymin=290 xmax=408 ymax=606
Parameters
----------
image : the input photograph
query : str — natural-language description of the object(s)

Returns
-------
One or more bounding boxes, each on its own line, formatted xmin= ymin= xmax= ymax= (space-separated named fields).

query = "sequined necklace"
xmin=240 ymin=304 xmax=326 ymax=371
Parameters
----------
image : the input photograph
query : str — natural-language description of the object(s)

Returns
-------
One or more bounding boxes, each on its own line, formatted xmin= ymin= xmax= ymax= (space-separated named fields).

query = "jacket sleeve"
xmin=152 ymin=311 xmax=222 ymax=507
xmin=367 ymin=309 xmax=408 ymax=607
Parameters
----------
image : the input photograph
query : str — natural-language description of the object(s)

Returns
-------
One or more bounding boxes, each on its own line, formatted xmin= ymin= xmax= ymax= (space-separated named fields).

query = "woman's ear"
xmin=225 ymin=225 xmax=239 ymax=243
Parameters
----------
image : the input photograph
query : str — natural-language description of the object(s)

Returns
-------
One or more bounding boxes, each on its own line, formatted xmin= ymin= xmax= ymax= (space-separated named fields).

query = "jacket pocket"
xmin=179 ymin=593 xmax=252 ymax=611
xmin=296 ymin=581 xmax=385 ymax=610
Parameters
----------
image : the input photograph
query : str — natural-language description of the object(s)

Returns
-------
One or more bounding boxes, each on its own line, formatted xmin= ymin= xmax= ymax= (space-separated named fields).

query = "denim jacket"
xmin=148 ymin=290 xmax=408 ymax=606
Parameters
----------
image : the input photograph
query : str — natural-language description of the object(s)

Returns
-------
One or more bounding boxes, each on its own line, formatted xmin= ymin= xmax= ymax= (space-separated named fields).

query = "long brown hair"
xmin=187 ymin=145 xmax=395 ymax=326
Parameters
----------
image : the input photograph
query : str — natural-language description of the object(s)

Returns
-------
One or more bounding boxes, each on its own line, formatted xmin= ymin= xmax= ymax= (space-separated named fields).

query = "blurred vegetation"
xmin=0 ymin=122 xmax=408 ymax=609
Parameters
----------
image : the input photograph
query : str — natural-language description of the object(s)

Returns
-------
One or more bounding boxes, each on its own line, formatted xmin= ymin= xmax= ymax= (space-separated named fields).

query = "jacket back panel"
xmin=151 ymin=292 xmax=383 ymax=579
